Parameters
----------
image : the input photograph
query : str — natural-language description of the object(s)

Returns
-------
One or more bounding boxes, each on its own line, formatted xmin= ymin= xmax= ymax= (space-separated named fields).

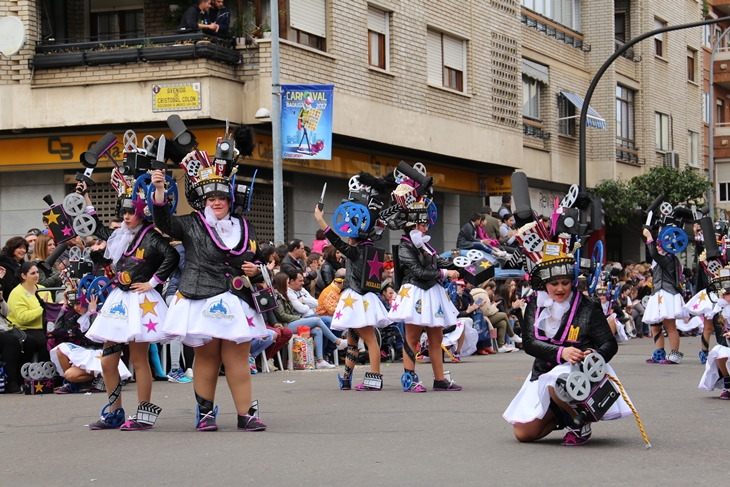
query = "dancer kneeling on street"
xmin=314 ymin=204 xmax=390 ymax=390
xmin=79 ymin=178 xmax=179 ymax=431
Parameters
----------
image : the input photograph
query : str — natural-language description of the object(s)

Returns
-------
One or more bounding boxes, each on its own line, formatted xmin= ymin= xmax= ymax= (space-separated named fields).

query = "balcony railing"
xmin=521 ymin=9 xmax=588 ymax=51
xmin=616 ymin=138 xmax=640 ymax=165
xmin=31 ymin=32 xmax=241 ymax=70
xmin=614 ymin=40 xmax=641 ymax=62
xmin=523 ymin=121 xmax=550 ymax=139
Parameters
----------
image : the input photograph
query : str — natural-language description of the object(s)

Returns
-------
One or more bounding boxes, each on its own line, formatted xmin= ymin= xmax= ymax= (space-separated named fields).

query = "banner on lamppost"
xmin=281 ymin=84 xmax=333 ymax=160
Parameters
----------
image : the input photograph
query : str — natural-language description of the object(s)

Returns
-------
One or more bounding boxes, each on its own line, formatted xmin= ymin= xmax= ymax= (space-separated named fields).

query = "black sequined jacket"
xmin=647 ymin=240 xmax=682 ymax=295
xmin=323 ymin=227 xmax=372 ymax=295
xmin=152 ymin=203 xmax=265 ymax=309
xmin=92 ymin=215 xmax=179 ymax=292
xmin=397 ymin=235 xmax=452 ymax=290
xmin=522 ymin=293 xmax=618 ymax=381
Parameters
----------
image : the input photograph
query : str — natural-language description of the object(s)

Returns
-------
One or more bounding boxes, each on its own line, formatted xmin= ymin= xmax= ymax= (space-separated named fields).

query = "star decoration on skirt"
xmin=693 ymin=303 xmax=699 ymax=310
xmin=143 ymin=319 xmax=158 ymax=333
xmin=367 ymin=252 xmax=384 ymax=280
xmin=363 ymin=299 xmax=369 ymax=312
xmin=247 ymin=315 xmax=255 ymax=327
xmin=140 ymin=296 xmax=158 ymax=317
xmin=335 ymin=310 xmax=343 ymax=320
xmin=699 ymin=292 xmax=707 ymax=302
xmin=175 ymin=291 xmax=185 ymax=304
xmin=398 ymin=287 xmax=411 ymax=300
xmin=343 ymin=294 xmax=358 ymax=309
xmin=657 ymin=295 xmax=663 ymax=305
xmin=391 ymin=302 xmax=399 ymax=312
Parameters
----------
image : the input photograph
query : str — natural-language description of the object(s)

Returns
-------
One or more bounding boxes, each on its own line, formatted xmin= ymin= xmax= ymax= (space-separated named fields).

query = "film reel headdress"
xmin=515 ymin=221 xmax=577 ymax=291
xmin=388 ymin=161 xmax=436 ymax=229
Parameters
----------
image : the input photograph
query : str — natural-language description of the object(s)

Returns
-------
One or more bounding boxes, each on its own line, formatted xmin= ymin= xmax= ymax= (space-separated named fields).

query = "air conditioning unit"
xmin=663 ymin=151 xmax=679 ymax=168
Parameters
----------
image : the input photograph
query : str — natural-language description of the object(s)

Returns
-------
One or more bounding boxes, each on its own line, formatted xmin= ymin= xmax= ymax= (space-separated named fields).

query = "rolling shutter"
xmin=427 ymin=30 xmax=443 ymax=85
xmin=443 ymin=34 xmax=463 ymax=71
xmin=368 ymin=7 xmax=386 ymax=34
xmin=290 ymin=0 xmax=327 ymax=38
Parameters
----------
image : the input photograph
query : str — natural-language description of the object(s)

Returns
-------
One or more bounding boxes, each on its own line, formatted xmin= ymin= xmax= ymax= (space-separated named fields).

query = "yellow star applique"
xmin=363 ymin=299 xmax=369 ymax=311
xmin=96 ymin=353 xmax=103 ymax=360
xmin=175 ymin=291 xmax=185 ymax=304
xmin=699 ymin=292 xmax=707 ymax=302
xmin=35 ymin=382 xmax=44 ymax=393
xmin=398 ymin=287 xmax=411 ymax=299
xmin=657 ymin=294 xmax=663 ymax=305
xmin=140 ymin=296 xmax=158 ymax=317
xmin=44 ymin=210 xmax=60 ymax=225
xmin=343 ymin=294 xmax=358 ymax=309
xmin=479 ymin=261 xmax=491 ymax=268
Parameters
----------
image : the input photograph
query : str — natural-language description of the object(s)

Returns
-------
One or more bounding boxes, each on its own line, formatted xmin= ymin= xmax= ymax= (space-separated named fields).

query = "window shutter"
xmin=654 ymin=18 xmax=663 ymax=39
xmin=368 ymin=7 xmax=386 ymax=35
xmin=443 ymin=35 xmax=464 ymax=71
xmin=427 ymin=30 xmax=443 ymax=85
xmin=290 ymin=0 xmax=327 ymax=38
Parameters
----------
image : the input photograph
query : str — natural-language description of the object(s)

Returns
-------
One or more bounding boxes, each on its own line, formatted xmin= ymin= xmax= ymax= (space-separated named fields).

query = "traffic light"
xmin=556 ymin=207 xmax=580 ymax=235
xmin=590 ymin=196 xmax=605 ymax=232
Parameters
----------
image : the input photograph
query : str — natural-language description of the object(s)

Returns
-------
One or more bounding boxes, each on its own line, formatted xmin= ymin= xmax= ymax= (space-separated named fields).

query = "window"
xmin=687 ymin=48 xmax=697 ymax=82
xmin=290 ymin=0 xmax=326 ymax=51
xmin=427 ymin=29 xmax=466 ymax=92
xmin=558 ymin=94 xmax=575 ymax=136
xmin=720 ymin=182 xmax=730 ymax=202
xmin=719 ymin=99 xmax=725 ymax=124
xmin=703 ymin=92 xmax=710 ymax=123
xmin=655 ymin=112 xmax=669 ymax=151
xmin=688 ymin=131 xmax=699 ymax=167
xmin=654 ymin=18 xmax=666 ymax=57
xmin=614 ymin=12 xmax=625 ymax=43
xmin=90 ymin=9 xmax=143 ymax=41
xmin=367 ymin=7 xmax=389 ymax=69
xmin=521 ymin=0 xmax=581 ymax=31
xmin=522 ymin=76 xmax=540 ymax=119
xmin=703 ymin=24 xmax=712 ymax=49
xmin=616 ymin=85 xmax=636 ymax=162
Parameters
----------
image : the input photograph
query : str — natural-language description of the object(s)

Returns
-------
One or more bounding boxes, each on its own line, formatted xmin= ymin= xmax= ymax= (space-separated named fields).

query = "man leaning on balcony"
xmin=178 ymin=0 xmax=219 ymax=35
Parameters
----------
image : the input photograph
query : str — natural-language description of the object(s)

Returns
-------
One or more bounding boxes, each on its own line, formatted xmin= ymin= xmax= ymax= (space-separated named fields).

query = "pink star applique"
xmin=466 ymin=266 xmax=475 ymax=274
xmin=335 ymin=310 xmax=343 ymax=320
xmin=246 ymin=315 xmax=255 ymax=327
xmin=692 ymin=303 xmax=699 ymax=310
xmin=61 ymin=225 xmax=73 ymax=237
xmin=143 ymin=319 xmax=158 ymax=333
xmin=132 ymin=197 xmax=147 ymax=216
xmin=391 ymin=302 xmax=399 ymax=311
xmin=367 ymin=252 xmax=384 ymax=280
xmin=45 ymin=380 xmax=53 ymax=388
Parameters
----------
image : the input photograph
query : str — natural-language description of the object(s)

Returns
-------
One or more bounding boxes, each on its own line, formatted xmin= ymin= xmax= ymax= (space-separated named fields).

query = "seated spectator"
xmin=281 ymin=239 xmax=318 ymax=288
xmin=311 ymin=229 xmax=328 ymax=254
xmin=480 ymin=207 xmax=501 ymax=242
xmin=381 ymin=262 xmax=394 ymax=284
xmin=306 ymin=252 xmax=322 ymax=297
xmin=317 ymin=268 xmax=346 ymax=317
xmin=272 ymin=272 xmax=346 ymax=369
xmin=499 ymin=213 xmax=518 ymax=247
xmin=24 ymin=229 xmax=41 ymax=257
xmin=485 ymin=280 xmax=519 ymax=352
xmin=259 ymin=307 xmax=292 ymax=371
xmin=456 ymin=212 xmax=504 ymax=256
xmin=0 ymin=236 xmax=28 ymax=294
xmin=499 ymin=281 xmax=525 ymax=343
xmin=30 ymin=234 xmax=64 ymax=289
xmin=317 ymin=245 xmax=343 ymax=294
xmin=6 ymin=262 xmax=52 ymax=379
xmin=52 ymin=294 xmax=131 ymax=393
xmin=0 ymin=283 xmax=22 ymax=393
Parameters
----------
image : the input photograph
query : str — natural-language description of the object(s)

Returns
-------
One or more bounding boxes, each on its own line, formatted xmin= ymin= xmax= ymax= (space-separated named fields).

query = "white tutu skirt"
xmin=441 ymin=320 xmax=478 ymax=356
xmin=163 ymin=291 xmax=267 ymax=347
xmin=86 ymin=287 xmax=170 ymax=344
xmin=503 ymin=363 xmax=634 ymax=424
xmin=684 ymin=290 xmax=718 ymax=319
xmin=699 ymin=345 xmax=730 ymax=391
xmin=676 ymin=315 xmax=704 ymax=333
xmin=643 ymin=290 xmax=685 ymax=324
xmin=50 ymin=342 xmax=131 ymax=380
xmin=330 ymin=291 xmax=390 ymax=330
xmin=387 ymin=284 xmax=459 ymax=327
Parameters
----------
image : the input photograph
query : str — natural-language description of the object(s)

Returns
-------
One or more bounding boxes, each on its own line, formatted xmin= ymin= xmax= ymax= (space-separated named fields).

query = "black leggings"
xmin=17 ymin=329 xmax=50 ymax=379
xmin=0 ymin=331 xmax=22 ymax=384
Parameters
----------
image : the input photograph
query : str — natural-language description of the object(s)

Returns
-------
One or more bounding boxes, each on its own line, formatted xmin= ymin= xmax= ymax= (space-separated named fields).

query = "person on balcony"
xmin=179 ymin=0 xmax=219 ymax=35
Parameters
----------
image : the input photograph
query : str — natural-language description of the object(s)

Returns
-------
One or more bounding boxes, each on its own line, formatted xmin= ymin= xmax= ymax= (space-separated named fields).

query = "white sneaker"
xmin=511 ymin=335 xmax=522 ymax=344
xmin=316 ymin=360 xmax=335 ymax=369
xmin=184 ymin=368 xmax=194 ymax=379
xmin=336 ymin=338 xmax=348 ymax=351
xmin=266 ymin=358 xmax=278 ymax=371
xmin=498 ymin=346 xmax=514 ymax=353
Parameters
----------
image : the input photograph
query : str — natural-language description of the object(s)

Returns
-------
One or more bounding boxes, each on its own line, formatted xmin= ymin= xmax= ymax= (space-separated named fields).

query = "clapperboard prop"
xmin=360 ymin=245 xmax=385 ymax=293
xmin=362 ymin=372 xmax=383 ymax=390
xmin=453 ymin=249 xmax=495 ymax=287
xmin=136 ymin=401 xmax=162 ymax=426
xmin=42 ymin=195 xmax=77 ymax=244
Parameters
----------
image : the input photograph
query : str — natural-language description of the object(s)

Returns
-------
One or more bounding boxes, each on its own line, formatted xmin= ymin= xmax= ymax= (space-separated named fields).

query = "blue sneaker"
xmin=168 ymin=368 xmax=192 ymax=383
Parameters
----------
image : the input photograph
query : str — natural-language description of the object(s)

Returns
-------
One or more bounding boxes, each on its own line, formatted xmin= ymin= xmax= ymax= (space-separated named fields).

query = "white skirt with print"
xmin=85 ymin=287 xmax=170 ymax=344
xmin=684 ymin=289 xmax=718 ymax=320
xmin=163 ymin=291 xmax=268 ymax=347
xmin=50 ymin=342 xmax=131 ymax=380
xmin=330 ymin=290 xmax=390 ymax=331
xmin=699 ymin=344 xmax=730 ymax=391
xmin=387 ymin=284 xmax=459 ymax=328
xmin=503 ymin=363 xmax=634 ymax=425
xmin=642 ymin=290 xmax=685 ymax=325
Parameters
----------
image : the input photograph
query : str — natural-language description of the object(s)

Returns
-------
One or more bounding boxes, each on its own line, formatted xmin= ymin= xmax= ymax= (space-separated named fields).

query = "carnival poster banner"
xmin=281 ymin=84 xmax=334 ymax=160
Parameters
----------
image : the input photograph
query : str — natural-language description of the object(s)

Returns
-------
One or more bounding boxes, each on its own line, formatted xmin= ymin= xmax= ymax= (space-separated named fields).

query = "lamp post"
xmin=270 ymin=0 xmax=284 ymax=244
xmin=578 ymin=16 xmax=730 ymax=220
xmin=709 ymin=26 xmax=730 ymax=220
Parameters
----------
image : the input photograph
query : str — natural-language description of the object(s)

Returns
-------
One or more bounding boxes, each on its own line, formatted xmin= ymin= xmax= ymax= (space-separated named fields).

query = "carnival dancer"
xmin=642 ymin=227 xmax=685 ymax=364
xmin=385 ymin=164 xmax=462 ymax=392
xmin=314 ymin=204 xmax=390 ymax=390
xmin=503 ymin=222 xmax=634 ymax=446
xmin=699 ymin=276 xmax=730 ymax=399
xmin=151 ymin=123 xmax=268 ymax=432
xmin=79 ymin=175 xmax=179 ymax=431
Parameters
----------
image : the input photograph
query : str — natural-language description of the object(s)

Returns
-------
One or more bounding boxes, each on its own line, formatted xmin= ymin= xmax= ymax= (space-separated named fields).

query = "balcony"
xmin=710 ymin=0 xmax=730 ymax=16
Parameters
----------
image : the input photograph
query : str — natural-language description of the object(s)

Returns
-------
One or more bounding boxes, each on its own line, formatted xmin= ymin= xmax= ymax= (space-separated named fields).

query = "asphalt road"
xmin=2 ymin=337 xmax=727 ymax=487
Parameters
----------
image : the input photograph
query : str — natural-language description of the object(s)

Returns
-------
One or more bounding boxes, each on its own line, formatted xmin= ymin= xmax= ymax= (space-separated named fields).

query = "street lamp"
xmin=270 ymin=0 xmax=284 ymax=245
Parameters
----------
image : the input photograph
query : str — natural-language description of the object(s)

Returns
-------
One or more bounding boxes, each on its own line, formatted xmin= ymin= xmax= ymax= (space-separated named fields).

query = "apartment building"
xmin=0 ymin=0 xmax=705 ymax=261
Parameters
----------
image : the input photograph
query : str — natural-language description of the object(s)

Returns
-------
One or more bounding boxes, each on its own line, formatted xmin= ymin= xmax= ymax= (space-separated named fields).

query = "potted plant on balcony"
xmin=232 ymin=1 xmax=258 ymax=47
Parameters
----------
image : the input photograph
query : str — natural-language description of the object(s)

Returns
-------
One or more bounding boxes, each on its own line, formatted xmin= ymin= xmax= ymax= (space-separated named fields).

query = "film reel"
xmin=582 ymin=353 xmax=606 ymax=383
xmin=565 ymin=371 xmax=591 ymax=402
xmin=413 ymin=162 xmax=427 ymax=176
xmin=29 ymin=363 xmax=44 ymax=380
xmin=466 ymin=249 xmax=484 ymax=262
xmin=453 ymin=256 xmax=471 ymax=268
xmin=73 ymin=214 xmax=97 ymax=237
xmin=42 ymin=361 xmax=56 ymax=379
xmin=660 ymin=202 xmax=673 ymax=216
xmin=63 ymin=193 xmax=86 ymax=217
xmin=68 ymin=246 xmax=83 ymax=262
xmin=555 ymin=373 xmax=573 ymax=403
xmin=560 ymin=184 xmax=579 ymax=208
xmin=21 ymin=362 xmax=31 ymax=380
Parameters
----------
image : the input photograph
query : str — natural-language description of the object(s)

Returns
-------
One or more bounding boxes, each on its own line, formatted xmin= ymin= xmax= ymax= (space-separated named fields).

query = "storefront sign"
xmin=281 ymin=84 xmax=333 ymax=160
xmin=482 ymin=174 xmax=512 ymax=196
xmin=151 ymin=82 xmax=201 ymax=112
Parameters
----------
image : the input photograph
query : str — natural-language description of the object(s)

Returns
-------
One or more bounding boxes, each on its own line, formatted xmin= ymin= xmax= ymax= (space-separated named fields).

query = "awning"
xmin=522 ymin=59 xmax=549 ymax=84
xmin=558 ymin=90 xmax=607 ymax=130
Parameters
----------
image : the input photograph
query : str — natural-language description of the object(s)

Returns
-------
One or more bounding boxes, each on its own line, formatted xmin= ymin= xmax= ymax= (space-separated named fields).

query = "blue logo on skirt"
xmin=434 ymin=305 xmax=444 ymax=319
xmin=203 ymin=299 xmax=234 ymax=320
xmin=415 ymin=299 xmax=422 ymax=314
xmin=102 ymin=301 xmax=128 ymax=320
